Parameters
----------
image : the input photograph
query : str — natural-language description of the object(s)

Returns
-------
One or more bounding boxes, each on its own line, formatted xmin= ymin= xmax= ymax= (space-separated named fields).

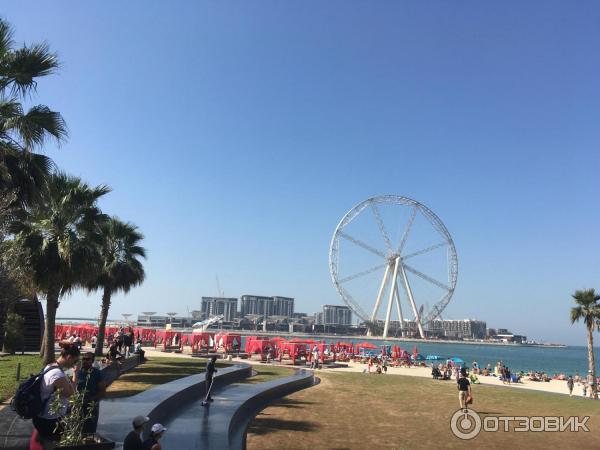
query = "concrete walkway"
xmin=97 ymin=363 xmax=252 ymax=448
xmin=160 ymin=369 xmax=315 ymax=450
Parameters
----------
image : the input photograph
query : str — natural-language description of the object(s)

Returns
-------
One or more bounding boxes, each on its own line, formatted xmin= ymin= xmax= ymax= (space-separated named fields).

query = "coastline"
xmin=236 ymin=330 xmax=567 ymax=348
xmin=222 ymin=354 xmax=581 ymax=397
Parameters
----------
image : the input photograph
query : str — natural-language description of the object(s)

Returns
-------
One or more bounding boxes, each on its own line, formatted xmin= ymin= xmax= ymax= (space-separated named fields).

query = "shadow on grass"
xmin=247 ymin=417 xmax=319 ymax=435
xmin=271 ymin=398 xmax=315 ymax=408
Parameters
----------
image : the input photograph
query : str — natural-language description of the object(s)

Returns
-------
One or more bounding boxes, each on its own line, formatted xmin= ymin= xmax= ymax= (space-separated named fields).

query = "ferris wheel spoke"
xmin=401 ymin=241 xmax=448 ymax=260
xmin=402 ymin=263 xmax=451 ymax=291
xmin=338 ymin=263 xmax=388 ymax=284
xmin=370 ymin=202 xmax=393 ymax=252
xmin=338 ymin=231 xmax=387 ymax=259
xmin=338 ymin=285 xmax=369 ymax=321
xmin=397 ymin=205 xmax=418 ymax=254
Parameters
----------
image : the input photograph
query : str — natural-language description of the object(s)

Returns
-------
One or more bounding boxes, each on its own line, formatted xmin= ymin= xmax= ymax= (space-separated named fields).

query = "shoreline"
xmin=236 ymin=330 xmax=567 ymax=348
xmin=140 ymin=348 xmax=583 ymax=398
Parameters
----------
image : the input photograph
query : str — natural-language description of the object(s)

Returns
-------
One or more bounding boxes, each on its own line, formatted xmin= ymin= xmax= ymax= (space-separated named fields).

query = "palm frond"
xmin=0 ymin=20 xmax=14 ymax=59
xmin=0 ymin=43 xmax=59 ymax=97
xmin=7 ymin=105 xmax=67 ymax=149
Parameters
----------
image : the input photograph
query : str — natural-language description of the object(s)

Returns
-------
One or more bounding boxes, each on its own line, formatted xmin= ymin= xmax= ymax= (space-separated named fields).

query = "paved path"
xmin=97 ymin=363 xmax=251 ymax=448
xmin=161 ymin=369 xmax=314 ymax=450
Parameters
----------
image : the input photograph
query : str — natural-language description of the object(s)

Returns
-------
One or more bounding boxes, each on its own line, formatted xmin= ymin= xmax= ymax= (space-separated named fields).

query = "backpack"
xmin=11 ymin=366 xmax=58 ymax=419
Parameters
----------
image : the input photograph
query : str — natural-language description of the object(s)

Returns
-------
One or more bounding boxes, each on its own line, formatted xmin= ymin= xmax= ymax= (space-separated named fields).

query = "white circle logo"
xmin=450 ymin=409 xmax=482 ymax=440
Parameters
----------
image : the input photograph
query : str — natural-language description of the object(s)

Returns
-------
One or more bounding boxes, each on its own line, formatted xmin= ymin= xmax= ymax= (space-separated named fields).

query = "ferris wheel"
xmin=329 ymin=195 xmax=458 ymax=338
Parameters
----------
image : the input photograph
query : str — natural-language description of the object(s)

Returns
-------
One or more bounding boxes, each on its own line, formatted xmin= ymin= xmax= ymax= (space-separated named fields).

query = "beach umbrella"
xmin=359 ymin=342 xmax=378 ymax=349
xmin=449 ymin=357 xmax=464 ymax=364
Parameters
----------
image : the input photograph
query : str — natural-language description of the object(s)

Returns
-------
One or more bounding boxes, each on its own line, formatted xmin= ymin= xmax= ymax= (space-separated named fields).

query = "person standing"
xmin=567 ymin=375 xmax=574 ymax=396
xmin=32 ymin=343 xmax=80 ymax=449
xmin=123 ymin=415 xmax=149 ymax=450
xmin=202 ymin=356 xmax=218 ymax=405
xmin=73 ymin=352 xmax=106 ymax=434
xmin=457 ymin=368 xmax=472 ymax=411
xmin=123 ymin=331 xmax=133 ymax=358
xmin=587 ymin=370 xmax=596 ymax=398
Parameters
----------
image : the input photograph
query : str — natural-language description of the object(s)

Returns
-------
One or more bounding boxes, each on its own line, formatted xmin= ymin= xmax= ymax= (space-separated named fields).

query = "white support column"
xmin=383 ymin=257 xmax=400 ymax=338
xmin=394 ymin=283 xmax=404 ymax=333
xmin=370 ymin=264 xmax=391 ymax=323
xmin=399 ymin=262 xmax=425 ymax=339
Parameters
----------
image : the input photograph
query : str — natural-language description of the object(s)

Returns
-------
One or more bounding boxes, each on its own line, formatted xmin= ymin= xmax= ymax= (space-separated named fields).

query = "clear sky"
xmin=3 ymin=1 xmax=599 ymax=345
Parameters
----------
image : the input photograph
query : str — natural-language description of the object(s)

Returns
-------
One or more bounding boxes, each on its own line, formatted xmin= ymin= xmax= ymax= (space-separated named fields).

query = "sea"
xmin=242 ymin=335 xmax=597 ymax=376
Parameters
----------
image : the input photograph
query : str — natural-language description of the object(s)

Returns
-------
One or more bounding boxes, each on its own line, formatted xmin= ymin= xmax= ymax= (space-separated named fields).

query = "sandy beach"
xmin=141 ymin=347 xmax=582 ymax=398
xmin=321 ymin=360 xmax=581 ymax=396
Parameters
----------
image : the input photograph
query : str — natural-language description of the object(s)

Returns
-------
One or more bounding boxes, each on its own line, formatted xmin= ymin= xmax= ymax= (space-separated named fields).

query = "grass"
xmin=246 ymin=371 xmax=600 ymax=449
xmin=237 ymin=364 xmax=295 ymax=384
xmin=105 ymin=357 xmax=228 ymax=399
xmin=0 ymin=354 xmax=44 ymax=403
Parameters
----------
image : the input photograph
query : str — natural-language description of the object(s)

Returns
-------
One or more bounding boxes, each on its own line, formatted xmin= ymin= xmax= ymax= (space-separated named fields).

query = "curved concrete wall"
xmin=229 ymin=369 xmax=315 ymax=449
xmin=143 ymin=363 xmax=253 ymax=437
xmin=98 ymin=363 xmax=252 ymax=446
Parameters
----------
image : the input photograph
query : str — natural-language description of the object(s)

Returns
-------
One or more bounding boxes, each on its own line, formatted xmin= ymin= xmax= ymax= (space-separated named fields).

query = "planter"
xmin=57 ymin=434 xmax=115 ymax=450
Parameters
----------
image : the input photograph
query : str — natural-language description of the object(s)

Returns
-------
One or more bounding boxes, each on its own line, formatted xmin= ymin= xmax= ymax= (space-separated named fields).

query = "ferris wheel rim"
xmin=328 ymin=194 xmax=458 ymax=326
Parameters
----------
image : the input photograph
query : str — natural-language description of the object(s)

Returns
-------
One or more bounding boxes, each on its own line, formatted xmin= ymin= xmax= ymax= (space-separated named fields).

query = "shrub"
xmin=3 ymin=312 xmax=24 ymax=354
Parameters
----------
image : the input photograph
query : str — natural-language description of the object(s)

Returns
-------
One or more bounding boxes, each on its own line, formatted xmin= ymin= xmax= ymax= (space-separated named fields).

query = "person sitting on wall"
xmin=107 ymin=340 xmax=123 ymax=362
xmin=134 ymin=338 xmax=145 ymax=363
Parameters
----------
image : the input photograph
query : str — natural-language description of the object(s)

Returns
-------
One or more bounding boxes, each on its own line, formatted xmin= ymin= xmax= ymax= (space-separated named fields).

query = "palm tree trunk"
xmin=41 ymin=287 xmax=60 ymax=365
xmin=95 ymin=287 xmax=112 ymax=357
xmin=587 ymin=324 xmax=597 ymax=399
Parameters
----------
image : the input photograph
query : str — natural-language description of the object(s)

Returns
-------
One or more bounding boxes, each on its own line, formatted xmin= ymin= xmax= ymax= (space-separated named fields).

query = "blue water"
xmin=242 ymin=335 xmax=597 ymax=376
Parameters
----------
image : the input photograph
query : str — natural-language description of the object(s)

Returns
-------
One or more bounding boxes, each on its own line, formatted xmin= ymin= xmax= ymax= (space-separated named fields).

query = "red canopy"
xmin=357 ymin=342 xmax=378 ymax=349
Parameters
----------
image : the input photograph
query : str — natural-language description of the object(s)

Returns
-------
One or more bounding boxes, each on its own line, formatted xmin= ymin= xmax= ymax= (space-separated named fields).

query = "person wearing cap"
xmin=143 ymin=424 xmax=166 ymax=450
xmin=123 ymin=415 xmax=149 ymax=450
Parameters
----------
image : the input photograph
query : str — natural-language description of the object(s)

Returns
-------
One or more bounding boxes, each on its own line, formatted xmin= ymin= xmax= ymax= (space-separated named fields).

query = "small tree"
xmin=2 ymin=312 xmax=24 ymax=354
xmin=49 ymin=376 xmax=96 ymax=445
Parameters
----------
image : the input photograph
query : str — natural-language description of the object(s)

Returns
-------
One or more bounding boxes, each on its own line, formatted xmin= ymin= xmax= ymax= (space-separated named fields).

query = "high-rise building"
xmin=272 ymin=296 xmax=294 ymax=317
xmin=428 ymin=319 xmax=487 ymax=339
xmin=201 ymin=297 xmax=238 ymax=322
xmin=322 ymin=305 xmax=352 ymax=325
xmin=240 ymin=295 xmax=272 ymax=317
xmin=240 ymin=295 xmax=294 ymax=318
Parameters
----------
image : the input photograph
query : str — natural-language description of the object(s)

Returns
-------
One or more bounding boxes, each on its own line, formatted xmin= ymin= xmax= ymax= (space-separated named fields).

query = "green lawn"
xmin=0 ymin=354 xmax=44 ymax=403
xmin=247 ymin=371 xmax=600 ymax=450
xmin=237 ymin=364 xmax=294 ymax=384
xmin=105 ymin=357 xmax=229 ymax=398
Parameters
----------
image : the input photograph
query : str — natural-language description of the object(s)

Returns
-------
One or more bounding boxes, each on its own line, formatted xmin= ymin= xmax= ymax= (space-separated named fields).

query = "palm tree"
xmin=0 ymin=18 xmax=66 ymax=208
xmin=89 ymin=218 xmax=146 ymax=356
xmin=0 ymin=19 xmax=67 ymax=354
xmin=8 ymin=173 xmax=109 ymax=364
xmin=570 ymin=288 xmax=600 ymax=399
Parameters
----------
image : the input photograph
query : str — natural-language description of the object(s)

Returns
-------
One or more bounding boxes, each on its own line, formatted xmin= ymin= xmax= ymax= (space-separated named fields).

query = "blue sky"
xmin=4 ymin=1 xmax=600 ymax=345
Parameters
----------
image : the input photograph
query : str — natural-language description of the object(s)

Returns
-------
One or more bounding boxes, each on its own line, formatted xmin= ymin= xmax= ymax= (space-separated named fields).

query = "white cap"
xmin=151 ymin=423 xmax=167 ymax=434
